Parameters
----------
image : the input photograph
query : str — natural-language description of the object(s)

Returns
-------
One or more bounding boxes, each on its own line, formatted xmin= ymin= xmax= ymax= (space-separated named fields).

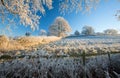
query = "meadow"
xmin=0 ymin=35 xmax=120 ymax=78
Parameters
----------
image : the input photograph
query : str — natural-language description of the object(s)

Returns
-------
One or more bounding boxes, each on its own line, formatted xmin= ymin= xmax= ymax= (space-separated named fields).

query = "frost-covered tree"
xmin=82 ymin=26 xmax=95 ymax=35
xmin=59 ymin=0 xmax=100 ymax=14
xmin=74 ymin=30 xmax=80 ymax=36
xmin=104 ymin=29 xmax=118 ymax=35
xmin=0 ymin=0 xmax=53 ymax=30
xmin=49 ymin=16 xmax=71 ymax=37
xmin=0 ymin=0 xmax=101 ymax=30
xmin=39 ymin=29 xmax=47 ymax=36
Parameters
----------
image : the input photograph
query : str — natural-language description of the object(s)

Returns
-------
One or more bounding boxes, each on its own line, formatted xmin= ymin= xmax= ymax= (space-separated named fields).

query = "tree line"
xmin=74 ymin=26 xmax=119 ymax=36
xmin=25 ymin=16 xmax=119 ymax=37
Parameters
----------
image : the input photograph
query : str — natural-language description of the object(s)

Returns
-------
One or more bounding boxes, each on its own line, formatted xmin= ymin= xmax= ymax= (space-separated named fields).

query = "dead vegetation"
xmin=0 ymin=35 xmax=61 ymax=52
xmin=0 ymin=35 xmax=24 ymax=51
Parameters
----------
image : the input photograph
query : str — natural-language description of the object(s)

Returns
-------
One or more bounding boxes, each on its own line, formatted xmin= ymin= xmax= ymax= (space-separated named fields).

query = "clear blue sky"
xmin=0 ymin=0 xmax=120 ymax=36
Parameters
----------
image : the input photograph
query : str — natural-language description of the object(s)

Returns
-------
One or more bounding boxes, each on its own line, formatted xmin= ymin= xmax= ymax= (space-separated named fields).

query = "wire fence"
xmin=0 ymin=51 xmax=120 ymax=78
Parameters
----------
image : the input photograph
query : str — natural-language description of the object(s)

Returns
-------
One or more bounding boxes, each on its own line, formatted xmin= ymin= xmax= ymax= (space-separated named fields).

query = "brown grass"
xmin=0 ymin=35 xmax=61 ymax=52
xmin=0 ymin=35 xmax=24 ymax=51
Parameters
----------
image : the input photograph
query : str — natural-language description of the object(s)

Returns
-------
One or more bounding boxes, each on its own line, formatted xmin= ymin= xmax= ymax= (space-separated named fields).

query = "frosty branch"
xmin=0 ymin=0 xmax=105 ymax=30
xmin=1 ymin=0 xmax=19 ymax=14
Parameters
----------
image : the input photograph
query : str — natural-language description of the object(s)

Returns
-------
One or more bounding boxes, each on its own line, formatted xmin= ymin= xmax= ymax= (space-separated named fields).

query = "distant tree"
xmin=96 ymin=32 xmax=104 ymax=36
xmin=104 ymin=29 xmax=118 ymax=35
xmin=74 ymin=30 xmax=80 ymax=36
xmin=25 ymin=32 xmax=31 ymax=36
xmin=39 ymin=29 xmax=47 ymax=36
xmin=49 ymin=17 xmax=71 ymax=37
xmin=81 ymin=26 xmax=95 ymax=35
xmin=47 ymin=32 xmax=51 ymax=36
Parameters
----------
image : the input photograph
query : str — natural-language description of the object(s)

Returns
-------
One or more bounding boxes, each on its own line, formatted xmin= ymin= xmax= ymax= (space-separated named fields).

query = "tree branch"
xmin=1 ymin=0 xmax=19 ymax=14
xmin=1 ymin=0 xmax=5 ymax=6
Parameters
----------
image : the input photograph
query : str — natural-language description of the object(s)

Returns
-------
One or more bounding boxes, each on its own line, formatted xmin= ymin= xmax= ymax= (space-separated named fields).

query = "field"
xmin=37 ymin=36 xmax=120 ymax=56
xmin=0 ymin=36 xmax=120 ymax=78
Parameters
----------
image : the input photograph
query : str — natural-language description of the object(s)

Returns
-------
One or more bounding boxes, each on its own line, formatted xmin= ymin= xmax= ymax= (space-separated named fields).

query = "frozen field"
xmin=31 ymin=36 xmax=120 ymax=57
xmin=0 ymin=54 xmax=120 ymax=78
xmin=0 ymin=36 xmax=120 ymax=78
xmin=0 ymin=36 xmax=120 ymax=58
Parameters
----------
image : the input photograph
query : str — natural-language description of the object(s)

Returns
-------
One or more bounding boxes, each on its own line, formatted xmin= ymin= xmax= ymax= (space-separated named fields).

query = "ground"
xmin=0 ymin=35 xmax=120 ymax=78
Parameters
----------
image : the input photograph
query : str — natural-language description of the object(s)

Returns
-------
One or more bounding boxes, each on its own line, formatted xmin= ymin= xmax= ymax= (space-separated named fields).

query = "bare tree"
xmin=0 ymin=0 xmax=101 ymax=30
xmin=74 ymin=30 xmax=80 ymax=36
xmin=49 ymin=16 xmax=71 ymax=37
xmin=104 ymin=29 xmax=118 ymax=35
xmin=81 ymin=26 xmax=95 ymax=35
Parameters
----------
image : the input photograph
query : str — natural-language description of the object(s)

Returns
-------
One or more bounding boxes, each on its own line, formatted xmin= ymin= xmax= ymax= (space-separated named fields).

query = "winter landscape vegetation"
xmin=0 ymin=0 xmax=120 ymax=78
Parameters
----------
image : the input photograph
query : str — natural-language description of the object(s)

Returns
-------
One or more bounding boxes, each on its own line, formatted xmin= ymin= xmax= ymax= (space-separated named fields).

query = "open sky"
xmin=0 ymin=0 xmax=120 ymax=37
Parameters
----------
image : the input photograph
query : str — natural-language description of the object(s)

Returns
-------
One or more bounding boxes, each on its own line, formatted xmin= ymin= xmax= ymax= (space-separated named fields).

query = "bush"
xmin=74 ymin=30 xmax=80 ymax=36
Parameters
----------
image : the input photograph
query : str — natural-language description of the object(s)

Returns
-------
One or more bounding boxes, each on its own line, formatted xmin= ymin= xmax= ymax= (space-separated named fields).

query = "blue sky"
xmin=0 ymin=0 xmax=120 ymax=36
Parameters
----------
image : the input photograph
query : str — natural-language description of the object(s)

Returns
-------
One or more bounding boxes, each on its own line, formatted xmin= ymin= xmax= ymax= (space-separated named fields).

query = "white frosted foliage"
xmin=0 ymin=0 xmax=101 ymax=30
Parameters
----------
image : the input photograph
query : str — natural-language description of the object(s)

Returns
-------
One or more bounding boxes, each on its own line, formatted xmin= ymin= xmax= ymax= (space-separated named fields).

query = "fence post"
xmin=107 ymin=51 xmax=114 ymax=72
xmin=82 ymin=50 xmax=86 ymax=78
xmin=107 ymin=51 xmax=111 ymax=65
xmin=82 ymin=51 xmax=86 ymax=66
